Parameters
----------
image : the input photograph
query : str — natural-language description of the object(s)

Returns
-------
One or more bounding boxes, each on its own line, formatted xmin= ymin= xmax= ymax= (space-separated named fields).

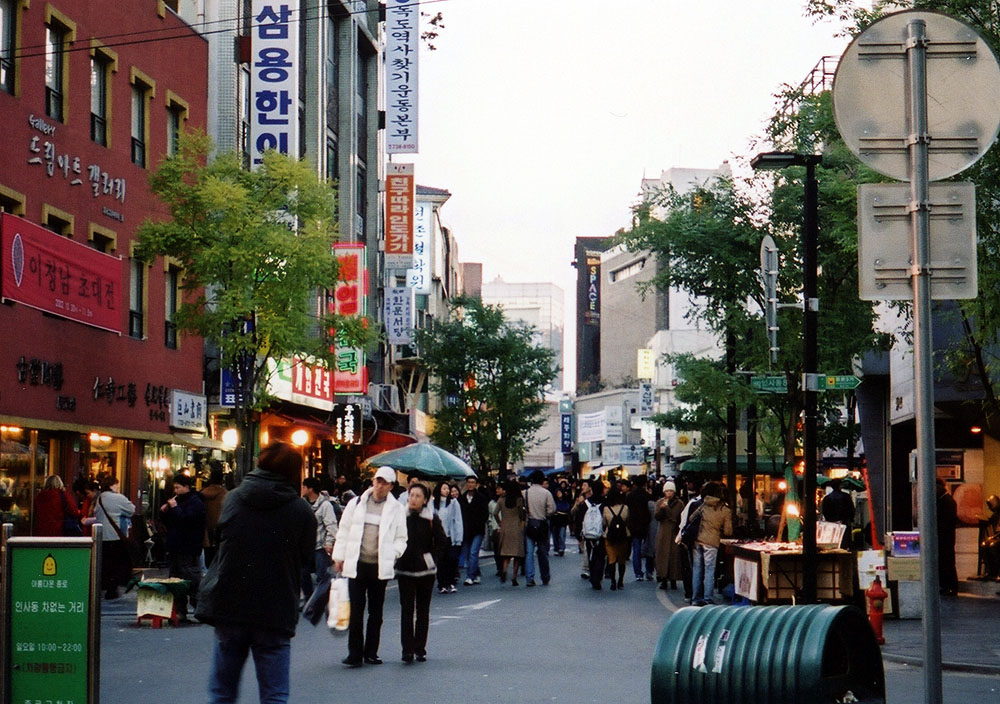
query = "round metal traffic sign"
xmin=832 ymin=10 xmax=1000 ymax=181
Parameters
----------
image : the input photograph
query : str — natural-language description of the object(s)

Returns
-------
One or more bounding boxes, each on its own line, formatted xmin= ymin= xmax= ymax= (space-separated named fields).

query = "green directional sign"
xmin=823 ymin=375 xmax=861 ymax=391
xmin=751 ymin=376 xmax=787 ymax=393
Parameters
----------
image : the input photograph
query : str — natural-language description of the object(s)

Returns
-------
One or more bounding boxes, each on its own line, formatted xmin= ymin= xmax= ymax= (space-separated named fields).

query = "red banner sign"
xmin=384 ymin=163 xmax=414 ymax=267
xmin=1 ymin=213 xmax=122 ymax=333
xmin=331 ymin=243 xmax=367 ymax=394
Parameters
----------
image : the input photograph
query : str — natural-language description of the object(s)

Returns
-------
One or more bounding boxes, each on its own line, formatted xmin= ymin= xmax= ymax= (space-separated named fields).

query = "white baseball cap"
xmin=374 ymin=466 xmax=397 ymax=484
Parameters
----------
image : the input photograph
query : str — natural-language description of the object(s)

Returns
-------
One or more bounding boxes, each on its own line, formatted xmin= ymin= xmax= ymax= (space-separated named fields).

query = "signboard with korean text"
xmin=637 ymin=348 xmax=655 ymax=379
xmin=385 ymin=0 xmax=419 ymax=153
xmin=250 ymin=0 xmax=299 ymax=167
xmin=639 ymin=382 xmax=654 ymax=416
xmin=2 ymin=536 xmax=98 ymax=704
xmin=331 ymin=243 xmax=367 ymax=394
xmin=1 ymin=213 xmax=122 ymax=334
xmin=384 ymin=164 xmax=415 ymax=269
xmin=406 ymin=201 xmax=432 ymax=294
xmin=584 ymin=251 xmax=601 ymax=326
xmin=384 ymin=286 xmax=414 ymax=345
xmin=330 ymin=403 xmax=363 ymax=445
xmin=170 ymin=389 xmax=207 ymax=432
xmin=560 ymin=414 xmax=573 ymax=453
xmin=576 ymin=410 xmax=607 ymax=443
xmin=220 ymin=368 xmax=237 ymax=408
xmin=267 ymin=356 xmax=334 ymax=411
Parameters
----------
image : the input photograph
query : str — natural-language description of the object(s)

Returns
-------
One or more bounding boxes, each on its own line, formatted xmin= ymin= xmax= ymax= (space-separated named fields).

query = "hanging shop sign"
xmin=268 ymin=356 xmax=334 ymax=412
xmin=330 ymin=243 xmax=367 ymax=394
xmin=1 ymin=213 xmax=122 ymax=334
xmin=384 ymin=286 xmax=414 ymax=345
xmin=330 ymin=403 xmax=363 ymax=445
xmin=170 ymin=389 xmax=207 ymax=433
xmin=405 ymin=201 xmax=432 ymax=294
xmin=250 ymin=0 xmax=299 ymax=167
xmin=385 ymin=0 xmax=419 ymax=154
xmin=384 ymin=164 xmax=415 ymax=269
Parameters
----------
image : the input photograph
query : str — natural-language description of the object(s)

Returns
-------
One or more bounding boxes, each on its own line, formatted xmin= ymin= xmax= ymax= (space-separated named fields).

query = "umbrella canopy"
xmin=817 ymin=475 xmax=866 ymax=492
xmin=364 ymin=443 xmax=476 ymax=480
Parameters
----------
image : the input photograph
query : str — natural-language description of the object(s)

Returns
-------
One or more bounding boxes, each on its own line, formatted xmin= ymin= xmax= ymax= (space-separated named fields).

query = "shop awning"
xmin=361 ymin=429 xmax=416 ymax=462
xmin=680 ymin=456 xmax=787 ymax=475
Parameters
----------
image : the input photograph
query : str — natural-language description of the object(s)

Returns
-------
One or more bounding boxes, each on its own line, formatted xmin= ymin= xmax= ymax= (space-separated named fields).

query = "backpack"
xmin=606 ymin=506 xmax=628 ymax=543
xmin=680 ymin=499 xmax=705 ymax=549
xmin=581 ymin=501 xmax=604 ymax=540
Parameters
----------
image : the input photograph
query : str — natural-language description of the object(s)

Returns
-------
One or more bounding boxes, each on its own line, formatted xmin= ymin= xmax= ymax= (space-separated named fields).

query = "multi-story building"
xmin=0 ymin=0 xmax=209 ymax=532
xmin=481 ymin=277 xmax=564 ymax=392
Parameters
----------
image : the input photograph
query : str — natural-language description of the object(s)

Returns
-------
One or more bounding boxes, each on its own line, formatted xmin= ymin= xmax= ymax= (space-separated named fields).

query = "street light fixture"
xmin=752 ymin=150 xmax=822 ymax=604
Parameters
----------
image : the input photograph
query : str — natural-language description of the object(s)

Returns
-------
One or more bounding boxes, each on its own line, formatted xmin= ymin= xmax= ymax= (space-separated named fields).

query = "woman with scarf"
xmin=396 ymin=483 xmax=447 ymax=663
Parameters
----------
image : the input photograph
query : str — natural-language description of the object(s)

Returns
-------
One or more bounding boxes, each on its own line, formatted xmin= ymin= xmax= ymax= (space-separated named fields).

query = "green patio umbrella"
xmin=364 ymin=442 xmax=477 ymax=480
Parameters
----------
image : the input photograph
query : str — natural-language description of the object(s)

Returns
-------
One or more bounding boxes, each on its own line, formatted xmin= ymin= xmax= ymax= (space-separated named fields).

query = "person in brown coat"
xmin=692 ymin=481 xmax=733 ymax=605
xmin=201 ymin=466 xmax=228 ymax=567
xmin=653 ymin=480 xmax=684 ymax=590
xmin=494 ymin=480 xmax=526 ymax=586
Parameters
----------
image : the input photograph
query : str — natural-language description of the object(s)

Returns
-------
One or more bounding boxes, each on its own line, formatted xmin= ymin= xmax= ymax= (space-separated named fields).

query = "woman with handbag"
xmin=33 ymin=475 xmax=82 ymax=537
xmin=494 ymin=480 xmax=526 ymax=586
xmin=396 ymin=484 xmax=447 ymax=663
xmin=83 ymin=475 xmax=136 ymax=599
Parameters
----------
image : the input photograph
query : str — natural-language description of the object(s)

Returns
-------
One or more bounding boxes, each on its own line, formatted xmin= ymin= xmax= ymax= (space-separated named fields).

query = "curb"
xmin=880 ymin=652 xmax=1000 ymax=676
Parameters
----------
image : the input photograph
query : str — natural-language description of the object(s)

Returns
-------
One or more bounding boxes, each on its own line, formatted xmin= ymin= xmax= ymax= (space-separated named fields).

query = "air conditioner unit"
xmin=368 ymin=383 xmax=400 ymax=413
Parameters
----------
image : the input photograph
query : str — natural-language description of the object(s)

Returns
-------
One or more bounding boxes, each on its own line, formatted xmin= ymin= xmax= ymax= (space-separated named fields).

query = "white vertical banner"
xmin=406 ymin=200 xmax=432 ymax=293
xmin=250 ymin=1 xmax=299 ymax=168
xmin=385 ymin=0 xmax=419 ymax=154
xmin=384 ymin=286 xmax=415 ymax=345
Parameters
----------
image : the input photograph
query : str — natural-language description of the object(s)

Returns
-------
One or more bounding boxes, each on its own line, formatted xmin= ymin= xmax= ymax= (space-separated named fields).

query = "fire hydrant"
xmin=866 ymin=575 xmax=888 ymax=645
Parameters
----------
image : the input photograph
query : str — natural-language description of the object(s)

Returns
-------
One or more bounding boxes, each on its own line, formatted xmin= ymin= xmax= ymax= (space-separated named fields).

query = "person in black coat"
xmin=458 ymin=476 xmax=490 ymax=585
xmin=937 ymin=478 xmax=959 ymax=596
xmin=821 ymin=479 xmax=856 ymax=549
xmin=396 ymin=483 xmax=447 ymax=663
xmin=196 ymin=443 xmax=316 ymax=704
xmin=159 ymin=473 xmax=206 ymax=617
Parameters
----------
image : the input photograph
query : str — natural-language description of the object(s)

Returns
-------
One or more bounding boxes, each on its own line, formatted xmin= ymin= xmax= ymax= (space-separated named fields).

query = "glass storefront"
xmin=0 ymin=425 xmax=59 ymax=535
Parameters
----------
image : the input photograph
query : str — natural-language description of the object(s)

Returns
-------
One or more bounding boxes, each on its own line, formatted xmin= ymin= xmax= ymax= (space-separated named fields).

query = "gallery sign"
xmin=1 ymin=213 xmax=122 ymax=334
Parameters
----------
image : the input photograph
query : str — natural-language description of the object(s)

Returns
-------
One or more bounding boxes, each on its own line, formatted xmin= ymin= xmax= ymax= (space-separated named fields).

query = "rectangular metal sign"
xmin=250 ymin=0 xmax=299 ymax=166
xmin=750 ymin=375 xmax=787 ymax=393
xmin=858 ymin=182 xmax=977 ymax=300
xmin=1 ymin=534 xmax=99 ymax=704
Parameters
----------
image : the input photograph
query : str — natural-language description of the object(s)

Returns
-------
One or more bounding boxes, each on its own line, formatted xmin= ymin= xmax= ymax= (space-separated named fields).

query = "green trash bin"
xmin=651 ymin=604 xmax=885 ymax=704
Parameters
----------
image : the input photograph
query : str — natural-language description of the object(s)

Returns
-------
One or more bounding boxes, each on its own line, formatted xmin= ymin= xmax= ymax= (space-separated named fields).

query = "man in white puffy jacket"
xmin=332 ymin=466 xmax=408 ymax=667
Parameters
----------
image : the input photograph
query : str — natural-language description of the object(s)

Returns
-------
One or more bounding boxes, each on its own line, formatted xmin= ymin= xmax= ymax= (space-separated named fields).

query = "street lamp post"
xmin=751 ymin=150 xmax=822 ymax=604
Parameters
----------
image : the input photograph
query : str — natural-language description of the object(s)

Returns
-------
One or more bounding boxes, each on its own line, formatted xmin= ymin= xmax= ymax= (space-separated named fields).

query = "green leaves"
xmin=415 ymin=297 xmax=557 ymax=474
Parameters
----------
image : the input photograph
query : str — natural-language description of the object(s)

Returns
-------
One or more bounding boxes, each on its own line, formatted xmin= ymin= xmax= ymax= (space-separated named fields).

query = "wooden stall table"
xmin=723 ymin=540 xmax=855 ymax=604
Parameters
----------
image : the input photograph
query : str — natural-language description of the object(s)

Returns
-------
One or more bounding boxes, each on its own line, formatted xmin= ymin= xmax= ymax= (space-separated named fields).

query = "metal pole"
xmin=906 ymin=18 xmax=943 ymax=704
xmin=802 ymin=160 xmax=819 ymax=604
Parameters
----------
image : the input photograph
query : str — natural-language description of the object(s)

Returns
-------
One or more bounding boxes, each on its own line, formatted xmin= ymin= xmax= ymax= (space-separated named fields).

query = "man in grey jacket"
xmin=524 ymin=470 xmax=556 ymax=587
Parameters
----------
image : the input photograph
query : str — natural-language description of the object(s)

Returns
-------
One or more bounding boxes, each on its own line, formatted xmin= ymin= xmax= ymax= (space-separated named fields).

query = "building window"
xmin=41 ymin=205 xmax=73 ymax=237
xmin=325 ymin=17 xmax=338 ymax=129
xmin=1 ymin=0 xmax=16 ymax=94
xmin=165 ymin=266 xmax=179 ymax=349
xmin=129 ymin=258 xmax=145 ymax=339
xmin=88 ymin=225 xmax=116 ymax=253
xmin=45 ymin=23 xmax=67 ymax=121
xmin=356 ymin=163 xmax=366 ymax=238
xmin=610 ymin=258 xmax=646 ymax=283
xmin=165 ymin=92 xmax=188 ymax=157
xmin=131 ymin=83 xmax=148 ymax=166
xmin=355 ymin=51 xmax=368 ymax=157
xmin=90 ymin=55 xmax=110 ymax=145
xmin=326 ymin=131 xmax=337 ymax=182
xmin=0 ymin=184 xmax=25 ymax=215
xmin=239 ymin=66 xmax=250 ymax=168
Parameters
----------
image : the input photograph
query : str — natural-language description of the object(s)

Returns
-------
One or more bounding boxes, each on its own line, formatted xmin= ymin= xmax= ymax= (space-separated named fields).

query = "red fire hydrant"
xmin=866 ymin=575 xmax=888 ymax=645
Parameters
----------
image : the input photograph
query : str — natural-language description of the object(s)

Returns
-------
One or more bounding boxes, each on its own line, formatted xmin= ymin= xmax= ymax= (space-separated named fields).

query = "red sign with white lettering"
xmin=331 ymin=243 xmax=367 ymax=394
xmin=1 ymin=213 xmax=122 ymax=334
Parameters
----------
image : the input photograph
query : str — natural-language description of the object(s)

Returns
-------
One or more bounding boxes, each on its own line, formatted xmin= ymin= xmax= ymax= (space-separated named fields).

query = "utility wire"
xmin=11 ymin=0 xmax=450 ymax=61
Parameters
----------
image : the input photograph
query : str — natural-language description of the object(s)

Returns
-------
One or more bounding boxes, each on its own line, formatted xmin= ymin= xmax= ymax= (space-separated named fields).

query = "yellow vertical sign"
xmin=637 ymin=349 xmax=655 ymax=380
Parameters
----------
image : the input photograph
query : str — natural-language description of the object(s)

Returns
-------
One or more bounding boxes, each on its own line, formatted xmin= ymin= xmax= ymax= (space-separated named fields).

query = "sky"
xmin=408 ymin=0 xmax=853 ymax=390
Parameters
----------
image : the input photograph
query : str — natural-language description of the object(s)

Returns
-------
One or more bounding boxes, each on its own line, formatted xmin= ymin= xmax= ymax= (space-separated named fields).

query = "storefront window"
xmin=141 ymin=442 xmax=187 ymax=515
xmin=0 ymin=426 xmax=60 ymax=536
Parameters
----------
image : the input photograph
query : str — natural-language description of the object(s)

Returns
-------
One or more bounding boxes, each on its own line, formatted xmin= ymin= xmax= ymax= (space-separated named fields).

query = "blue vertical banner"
xmin=560 ymin=413 xmax=573 ymax=453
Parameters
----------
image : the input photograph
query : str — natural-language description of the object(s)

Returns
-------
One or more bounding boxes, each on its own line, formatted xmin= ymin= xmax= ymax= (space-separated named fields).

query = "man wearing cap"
xmin=333 ymin=466 xmax=408 ymax=667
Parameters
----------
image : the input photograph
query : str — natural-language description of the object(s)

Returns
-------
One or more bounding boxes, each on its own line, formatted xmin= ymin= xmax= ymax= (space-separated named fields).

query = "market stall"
xmin=726 ymin=539 xmax=856 ymax=604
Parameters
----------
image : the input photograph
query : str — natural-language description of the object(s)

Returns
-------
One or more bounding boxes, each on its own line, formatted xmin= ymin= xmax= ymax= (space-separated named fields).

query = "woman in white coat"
xmin=332 ymin=466 xmax=408 ymax=667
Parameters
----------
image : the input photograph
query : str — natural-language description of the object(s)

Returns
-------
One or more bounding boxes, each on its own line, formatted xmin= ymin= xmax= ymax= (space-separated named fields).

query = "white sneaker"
xmin=472 ymin=576 xmax=481 ymax=585
xmin=463 ymin=578 xmax=474 ymax=586
xmin=448 ymin=585 xmax=457 ymax=593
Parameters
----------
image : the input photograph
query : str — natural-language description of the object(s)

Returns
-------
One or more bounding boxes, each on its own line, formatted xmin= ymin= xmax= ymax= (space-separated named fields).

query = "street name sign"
xmin=823 ymin=375 xmax=861 ymax=391
xmin=751 ymin=376 xmax=787 ymax=393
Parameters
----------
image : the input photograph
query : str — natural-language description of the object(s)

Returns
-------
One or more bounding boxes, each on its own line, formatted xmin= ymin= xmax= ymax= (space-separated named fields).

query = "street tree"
xmin=135 ymin=132 xmax=371 ymax=478
xmin=805 ymin=0 xmax=1000 ymax=429
xmin=415 ymin=296 xmax=557 ymax=475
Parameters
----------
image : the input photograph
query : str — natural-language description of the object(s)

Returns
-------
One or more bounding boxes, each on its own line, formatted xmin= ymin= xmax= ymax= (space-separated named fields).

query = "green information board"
xmin=7 ymin=544 xmax=93 ymax=703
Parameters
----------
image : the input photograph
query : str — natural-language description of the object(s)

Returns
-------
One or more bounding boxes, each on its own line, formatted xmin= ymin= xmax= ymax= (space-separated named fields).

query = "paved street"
xmin=99 ymin=546 xmax=1000 ymax=703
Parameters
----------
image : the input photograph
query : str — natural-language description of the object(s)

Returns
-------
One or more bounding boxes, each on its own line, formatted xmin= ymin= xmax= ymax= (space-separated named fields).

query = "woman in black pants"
xmin=396 ymin=483 xmax=447 ymax=663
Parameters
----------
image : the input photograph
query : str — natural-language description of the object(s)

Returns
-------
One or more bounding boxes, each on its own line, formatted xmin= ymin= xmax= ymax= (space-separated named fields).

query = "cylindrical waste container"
xmin=651 ymin=604 xmax=884 ymax=704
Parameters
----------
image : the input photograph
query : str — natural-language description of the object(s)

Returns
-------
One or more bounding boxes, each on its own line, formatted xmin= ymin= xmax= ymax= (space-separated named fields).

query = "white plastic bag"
xmin=327 ymin=577 xmax=350 ymax=632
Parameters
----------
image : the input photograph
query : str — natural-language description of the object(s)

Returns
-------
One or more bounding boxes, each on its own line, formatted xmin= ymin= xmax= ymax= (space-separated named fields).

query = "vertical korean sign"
xmin=406 ymin=201 xmax=432 ymax=294
xmin=384 ymin=163 xmax=414 ymax=269
xmin=584 ymin=251 xmax=601 ymax=326
xmin=385 ymin=0 xmax=418 ymax=154
xmin=331 ymin=243 xmax=367 ymax=394
xmin=2 ymin=536 xmax=98 ymax=704
xmin=250 ymin=0 xmax=299 ymax=167
xmin=384 ymin=286 xmax=414 ymax=345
